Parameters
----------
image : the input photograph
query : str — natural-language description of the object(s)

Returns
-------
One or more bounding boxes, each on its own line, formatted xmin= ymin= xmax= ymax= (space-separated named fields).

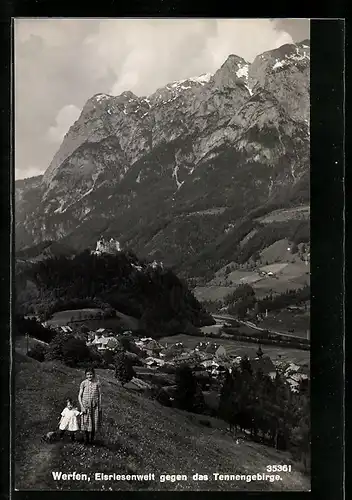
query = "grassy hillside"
xmin=15 ymin=352 xmax=310 ymax=491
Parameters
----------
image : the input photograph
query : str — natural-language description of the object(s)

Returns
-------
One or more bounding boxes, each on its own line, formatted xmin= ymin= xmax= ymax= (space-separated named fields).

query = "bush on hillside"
xmin=45 ymin=332 xmax=102 ymax=368
xmin=114 ymin=351 xmax=136 ymax=385
xmin=86 ymin=345 xmax=106 ymax=369
xmin=61 ymin=337 xmax=92 ymax=368
xmin=27 ymin=343 xmax=47 ymax=362
xmin=45 ymin=332 xmax=74 ymax=362
xmin=101 ymin=349 xmax=116 ymax=366
xmin=147 ymin=385 xmax=172 ymax=407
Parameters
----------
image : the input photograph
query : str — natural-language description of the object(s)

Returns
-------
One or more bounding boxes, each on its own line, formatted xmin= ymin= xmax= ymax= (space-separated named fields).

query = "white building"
xmin=93 ymin=237 xmax=121 ymax=255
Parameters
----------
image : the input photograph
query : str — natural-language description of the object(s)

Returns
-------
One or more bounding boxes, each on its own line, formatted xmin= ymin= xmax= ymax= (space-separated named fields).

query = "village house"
xmin=200 ymin=358 xmax=228 ymax=377
xmin=286 ymin=372 xmax=309 ymax=392
xmin=215 ymin=345 xmax=227 ymax=359
xmin=205 ymin=343 xmax=218 ymax=355
xmin=249 ymin=356 xmax=277 ymax=379
xmin=200 ymin=359 xmax=214 ymax=370
xmin=135 ymin=338 xmax=163 ymax=356
xmin=88 ymin=331 xmax=119 ymax=351
xmin=201 ymin=342 xmax=227 ymax=359
xmin=162 ymin=343 xmax=184 ymax=360
xmin=144 ymin=357 xmax=165 ymax=369
xmin=143 ymin=339 xmax=163 ymax=356
xmin=59 ymin=325 xmax=73 ymax=333
xmin=135 ymin=337 xmax=153 ymax=349
xmin=173 ymin=352 xmax=200 ymax=368
xmin=194 ymin=341 xmax=209 ymax=353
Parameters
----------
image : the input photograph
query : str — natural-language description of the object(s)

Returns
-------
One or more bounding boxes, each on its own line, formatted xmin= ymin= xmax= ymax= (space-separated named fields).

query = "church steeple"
xmin=256 ymin=344 xmax=263 ymax=358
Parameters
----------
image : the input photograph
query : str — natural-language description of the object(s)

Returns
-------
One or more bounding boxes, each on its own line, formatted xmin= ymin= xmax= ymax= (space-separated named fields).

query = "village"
xmin=82 ymin=326 xmax=310 ymax=400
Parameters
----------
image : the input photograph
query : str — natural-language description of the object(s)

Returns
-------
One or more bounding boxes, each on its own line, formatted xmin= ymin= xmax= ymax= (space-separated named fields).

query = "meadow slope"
xmin=14 ymin=352 xmax=310 ymax=491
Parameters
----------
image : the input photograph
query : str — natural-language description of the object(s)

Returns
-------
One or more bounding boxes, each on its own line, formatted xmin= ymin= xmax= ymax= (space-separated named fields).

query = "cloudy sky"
xmin=14 ymin=18 xmax=310 ymax=180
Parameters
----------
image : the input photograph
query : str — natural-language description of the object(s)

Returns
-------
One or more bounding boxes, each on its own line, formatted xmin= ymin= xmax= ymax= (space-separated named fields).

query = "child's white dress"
xmin=59 ymin=407 xmax=80 ymax=431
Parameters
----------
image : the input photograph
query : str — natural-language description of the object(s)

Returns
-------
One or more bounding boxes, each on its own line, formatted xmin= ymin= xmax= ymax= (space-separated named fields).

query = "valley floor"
xmin=160 ymin=334 xmax=310 ymax=367
xmin=14 ymin=352 xmax=310 ymax=491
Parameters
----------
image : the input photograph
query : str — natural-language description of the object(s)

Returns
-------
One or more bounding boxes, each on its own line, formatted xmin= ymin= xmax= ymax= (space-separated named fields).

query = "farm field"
xmin=255 ymin=204 xmax=310 ymax=224
xmin=193 ymin=286 xmax=237 ymax=302
xmin=160 ymin=334 xmax=310 ymax=367
xmin=259 ymin=239 xmax=306 ymax=265
xmin=46 ymin=308 xmax=105 ymax=326
xmin=259 ymin=311 xmax=310 ymax=338
xmin=253 ymin=280 xmax=304 ymax=297
xmin=199 ymin=261 xmax=310 ymax=301
xmin=45 ymin=308 xmax=140 ymax=331
xmin=186 ymin=207 xmax=227 ymax=216
xmin=258 ymin=263 xmax=289 ymax=274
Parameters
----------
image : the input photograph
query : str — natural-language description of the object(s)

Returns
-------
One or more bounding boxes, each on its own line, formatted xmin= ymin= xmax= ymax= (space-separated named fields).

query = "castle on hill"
xmin=93 ymin=236 xmax=121 ymax=255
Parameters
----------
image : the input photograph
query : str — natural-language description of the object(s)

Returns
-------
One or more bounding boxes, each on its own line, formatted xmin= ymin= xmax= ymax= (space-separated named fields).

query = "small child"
xmin=58 ymin=398 xmax=81 ymax=442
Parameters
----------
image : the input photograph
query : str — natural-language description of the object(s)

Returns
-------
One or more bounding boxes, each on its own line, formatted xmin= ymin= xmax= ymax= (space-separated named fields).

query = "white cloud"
xmin=274 ymin=31 xmax=294 ymax=48
xmin=15 ymin=165 xmax=43 ymax=179
xmin=87 ymin=19 xmax=295 ymax=98
xmin=47 ymin=104 xmax=81 ymax=143
xmin=14 ymin=18 xmax=303 ymax=179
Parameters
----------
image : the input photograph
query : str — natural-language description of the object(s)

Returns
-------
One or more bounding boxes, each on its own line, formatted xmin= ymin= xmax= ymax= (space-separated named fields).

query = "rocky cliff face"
xmin=16 ymin=41 xmax=310 ymax=276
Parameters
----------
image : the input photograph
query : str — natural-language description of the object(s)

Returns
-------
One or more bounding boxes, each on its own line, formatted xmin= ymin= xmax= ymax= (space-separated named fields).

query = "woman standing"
xmin=78 ymin=367 xmax=102 ymax=444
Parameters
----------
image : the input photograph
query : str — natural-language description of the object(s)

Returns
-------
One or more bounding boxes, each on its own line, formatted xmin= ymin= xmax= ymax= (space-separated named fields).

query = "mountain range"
xmin=15 ymin=40 xmax=310 ymax=281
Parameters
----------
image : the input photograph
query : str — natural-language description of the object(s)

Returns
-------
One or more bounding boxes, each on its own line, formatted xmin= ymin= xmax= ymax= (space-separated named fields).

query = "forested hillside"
xmin=16 ymin=250 xmax=214 ymax=336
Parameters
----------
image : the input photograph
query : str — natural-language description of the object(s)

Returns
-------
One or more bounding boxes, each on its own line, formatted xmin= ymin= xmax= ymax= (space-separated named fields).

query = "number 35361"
xmin=266 ymin=465 xmax=292 ymax=473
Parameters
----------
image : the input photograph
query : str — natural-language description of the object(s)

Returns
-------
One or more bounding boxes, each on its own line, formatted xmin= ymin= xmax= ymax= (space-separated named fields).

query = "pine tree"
xmin=218 ymin=370 xmax=236 ymax=432
xmin=174 ymin=364 xmax=199 ymax=412
xmin=240 ymin=355 xmax=253 ymax=375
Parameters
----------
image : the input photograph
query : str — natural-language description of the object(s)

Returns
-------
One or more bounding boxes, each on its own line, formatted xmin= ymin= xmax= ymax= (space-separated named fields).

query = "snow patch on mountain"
xmin=235 ymin=63 xmax=253 ymax=95
xmin=189 ymin=72 xmax=212 ymax=84
xmin=142 ymin=98 xmax=152 ymax=108
xmin=95 ymin=94 xmax=111 ymax=103
xmin=172 ymin=165 xmax=184 ymax=190
xmin=236 ymin=63 xmax=249 ymax=79
xmin=273 ymin=59 xmax=284 ymax=70
xmin=272 ymin=47 xmax=310 ymax=71
xmin=81 ymin=187 xmax=94 ymax=199
xmin=54 ymin=200 xmax=66 ymax=214
xmin=170 ymin=72 xmax=212 ymax=89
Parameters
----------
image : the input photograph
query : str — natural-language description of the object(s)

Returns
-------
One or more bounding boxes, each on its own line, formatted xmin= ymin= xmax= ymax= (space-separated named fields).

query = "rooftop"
xmin=249 ymin=356 xmax=276 ymax=375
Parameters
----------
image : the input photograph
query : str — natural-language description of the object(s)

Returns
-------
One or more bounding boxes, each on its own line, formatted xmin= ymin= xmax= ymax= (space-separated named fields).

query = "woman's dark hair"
xmin=85 ymin=367 xmax=96 ymax=376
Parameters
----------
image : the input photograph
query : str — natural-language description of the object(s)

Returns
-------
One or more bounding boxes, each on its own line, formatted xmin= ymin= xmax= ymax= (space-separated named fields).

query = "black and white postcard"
xmin=13 ymin=17 xmax=315 ymax=492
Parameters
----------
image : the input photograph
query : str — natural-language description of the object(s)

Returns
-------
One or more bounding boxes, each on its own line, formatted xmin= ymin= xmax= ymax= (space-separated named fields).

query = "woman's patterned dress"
xmin=79 ymin=379 xmax=101 ymax=432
